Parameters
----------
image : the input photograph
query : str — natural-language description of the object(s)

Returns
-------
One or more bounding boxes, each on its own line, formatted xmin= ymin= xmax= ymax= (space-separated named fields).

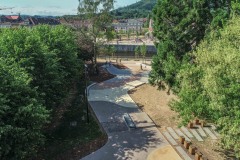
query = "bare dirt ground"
xmin=129 ymin=84 xmax=227 ymax=160
xmin=129 ymin=84 xmax=179 ymax=129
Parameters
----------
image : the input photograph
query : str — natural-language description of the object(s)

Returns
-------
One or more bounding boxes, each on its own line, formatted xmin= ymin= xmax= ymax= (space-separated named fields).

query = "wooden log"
xmin=200 ymin=156 xmax=208 ymax=160
xmin=184 ymin=140 xmax=191 ymax=149
xmin=200 ymin=121 xmax=205 ymax=127
xmin=195 ymin=119 xmax=200 ymax=125
xmin=189 ymin=145 xmax=197 ymax=155
xmin=195 ymin=152 xmax=203 ymax=160
xmin=188 ymin=122 xmax=194 ymax=128
xmin=179 ymin=136 xmax=185 ymax=144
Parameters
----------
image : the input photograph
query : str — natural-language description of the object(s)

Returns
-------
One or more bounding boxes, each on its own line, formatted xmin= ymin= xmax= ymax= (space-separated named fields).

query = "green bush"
xmin=173 ymin=16 xmax=240 ymax=158
xmin=0 ymin=25 xmax=84 ymax=159
xmin=0 ymin=26 xmax=83 ymax=108
xmin=0 ymin=58 xmax=49 ymax=159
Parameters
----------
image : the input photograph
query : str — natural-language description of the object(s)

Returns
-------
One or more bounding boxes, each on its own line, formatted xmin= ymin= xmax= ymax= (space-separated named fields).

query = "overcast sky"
xmin=0 ymin=0 xmax=138 ymax=16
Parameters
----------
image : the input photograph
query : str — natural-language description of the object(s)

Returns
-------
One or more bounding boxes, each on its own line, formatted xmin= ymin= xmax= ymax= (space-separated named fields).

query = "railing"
xmin=97 ymin=55 xmax=152 ymax=64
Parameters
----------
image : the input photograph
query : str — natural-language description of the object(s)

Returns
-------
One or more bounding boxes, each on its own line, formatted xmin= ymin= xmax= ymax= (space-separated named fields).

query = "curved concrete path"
xmin=81 ymin=63 xmax=178 ymax=160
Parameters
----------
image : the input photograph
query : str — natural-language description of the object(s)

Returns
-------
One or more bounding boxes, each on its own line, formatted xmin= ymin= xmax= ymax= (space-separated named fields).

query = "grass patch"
xmin=36 ymin=82 xmax=106 ymax=160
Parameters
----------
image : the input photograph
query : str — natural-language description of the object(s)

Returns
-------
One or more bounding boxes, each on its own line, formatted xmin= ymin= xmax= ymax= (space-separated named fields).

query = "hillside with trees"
xmin=111 ymin=0 xmax=156 ymax=19
xmin=62 ymin=0 xmax=156 ymax=20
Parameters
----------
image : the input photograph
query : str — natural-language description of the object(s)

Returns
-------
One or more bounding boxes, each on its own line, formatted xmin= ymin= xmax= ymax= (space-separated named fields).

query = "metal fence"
xmin=97 ymin=55 xmax=152 ymax=64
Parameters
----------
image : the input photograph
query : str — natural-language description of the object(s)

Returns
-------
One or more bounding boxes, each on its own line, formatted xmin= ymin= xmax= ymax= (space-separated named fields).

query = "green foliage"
xmin=150 ymin=0 xmax=236 ymax=91
xmin=111 ymin=0 xmax=156 ymax=19
xmin=140 ymin=43 xmax=147 ymax=58
xmin=134 ymin=46 xmax=140 ymax=58
xmin=127 ymin=29 xmax=131 ymax=40
xmin=0 ymin=57 xmax=49 ymax=159
xmin=144 ymin=14 xmax=151 ymax=27
xmin=78 ymin=0 xmax=114 ymax=64
xmin=0 ymin=26 xmax=82 ymax=109
xmin=0 ymin=26 xmax=84 ymax=158
xmin=106 ymin=30 xmax=116 ymax=42
xmin=151 ymin=1 xmax=240 ymax=157
xmin=104 ymin=45 xmax=116 ymax=58
xmin=36 ymin=82 xmax=104 ymax=159
xmin=173 ymin=16 xmax=240 ymax=158
xmin=140 ymin=43 xmax=147 ymax=63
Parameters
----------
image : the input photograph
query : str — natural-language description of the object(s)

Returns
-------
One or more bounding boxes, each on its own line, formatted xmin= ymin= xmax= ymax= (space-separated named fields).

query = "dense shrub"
xmin=0 ymin=58 xmax=49 ymax=159
xmin=0 ymin=25 xmax=83 ymax=159
xmin=172 ymin=16 xmax=240 ymax=158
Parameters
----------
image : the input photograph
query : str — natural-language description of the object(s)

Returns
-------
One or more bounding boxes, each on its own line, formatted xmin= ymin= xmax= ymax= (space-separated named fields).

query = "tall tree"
xmin=0 ymin=26 xmax=82 ymax=109
xmin=172 ymin=16 xmax=240 ymax=158
xmin=127 ymin=29 xmax=131 ymax=40
xmin=140 ymin=43 xmax=147 ymax=63
xmin=78 ymin=0 xmax=115 ymax=64
xmin=149 ymin=0 xmax=235 ymax=92
xmin=0 ymin=57 xmax=49 ymax=159
xmin=134 ymin=46 xmax=140 ymax=59
xmin=0 ymin=25 xmax=83 ymax=159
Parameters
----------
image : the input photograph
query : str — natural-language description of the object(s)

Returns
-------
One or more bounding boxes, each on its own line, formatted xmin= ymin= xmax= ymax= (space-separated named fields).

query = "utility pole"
xmin=84 ymin=64 xmax=90 ymax=123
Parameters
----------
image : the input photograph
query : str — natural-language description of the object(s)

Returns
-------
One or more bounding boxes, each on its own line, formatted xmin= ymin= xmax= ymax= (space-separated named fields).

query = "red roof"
xmin=5 ymin=16 xmax=20 ymax=20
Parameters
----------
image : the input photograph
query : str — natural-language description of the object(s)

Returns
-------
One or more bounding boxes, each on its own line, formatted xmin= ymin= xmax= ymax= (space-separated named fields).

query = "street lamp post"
xmin=84 ymin=64 xmax=90 ymax=123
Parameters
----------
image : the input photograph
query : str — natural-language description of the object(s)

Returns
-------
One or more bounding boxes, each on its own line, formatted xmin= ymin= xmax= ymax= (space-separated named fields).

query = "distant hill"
xmin=111 ymin=0 xmax=156 ymax=19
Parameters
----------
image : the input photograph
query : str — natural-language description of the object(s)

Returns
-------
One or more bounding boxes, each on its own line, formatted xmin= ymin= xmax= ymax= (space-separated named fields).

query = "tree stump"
xmin=195 ymin=152 xmax=203 ymax=160
xmin=200 ymin=156 xmax=208 ymax=160
xmin=184 ymin=141 xmax=191 ymax=149
xmin=200 ymin=121 xmax=205 ymax=127
xmin=179 ymin=136 xmax=185 ymax=144
xmin=195 ymin=119 xmax=200 ymax=125
xmin=188 ymin=122 xmax=194 ymax=128
xmin=189 ymin=145 xmax=197 ymax=155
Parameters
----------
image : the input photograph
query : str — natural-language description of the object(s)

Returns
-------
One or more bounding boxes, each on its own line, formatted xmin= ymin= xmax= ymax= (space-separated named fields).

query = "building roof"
xmin=5 ymin=15 xmax=20 ymax=20
xmin=29 ymin=17 xmax=60 ymax=25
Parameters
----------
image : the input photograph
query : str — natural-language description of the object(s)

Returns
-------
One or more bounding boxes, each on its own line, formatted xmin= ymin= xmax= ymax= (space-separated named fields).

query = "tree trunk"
xmin=226 ymin=0 xmax=231 ymax=17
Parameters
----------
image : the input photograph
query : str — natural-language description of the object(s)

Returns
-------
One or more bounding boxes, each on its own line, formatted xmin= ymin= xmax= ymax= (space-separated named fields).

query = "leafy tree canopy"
xmin=149 ymin=0 xmax=236 ymax=92
xmin=0 ymin=57 xmax=49 ymax=159
xmin=0 ymin=26 xmax=83 ymax=158
xmin=78 ymin=0 xmax=115 ymax=64
xmin=0 ymin=26 xmax=82 ymax=109
xmin=172 ymin=15 xmax=240 ymax=158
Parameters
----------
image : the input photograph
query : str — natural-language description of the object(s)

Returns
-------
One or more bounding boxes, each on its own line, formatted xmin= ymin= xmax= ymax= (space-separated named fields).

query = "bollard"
xmin=184 ymin=141 xmax=191 ymax=149
xmin=195 ymin=152 xmax=203 ymax=160
xmin=189 ymin=145 xmax=197 ymax=155
xmin=195 ymin=119 xmax=200 ymax=125
xmin=188 ymin=122 xmax=194 ymax=128
xmin=200 ymin=121 xmax=205 ymax=127
xmin=179 ymin=136 xmax=185 ymax=144
xmin=200 ymin=156 xmax=208 ymax=160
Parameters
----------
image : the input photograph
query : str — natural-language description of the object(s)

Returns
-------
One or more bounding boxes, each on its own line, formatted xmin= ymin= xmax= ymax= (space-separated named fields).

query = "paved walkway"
xmin=81 ymin=63 xmax=182 ymax=160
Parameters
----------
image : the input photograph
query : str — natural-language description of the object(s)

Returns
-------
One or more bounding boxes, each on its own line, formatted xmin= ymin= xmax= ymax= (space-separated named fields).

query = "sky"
xmin=0 ymin=0 xmax=138 ymax=16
